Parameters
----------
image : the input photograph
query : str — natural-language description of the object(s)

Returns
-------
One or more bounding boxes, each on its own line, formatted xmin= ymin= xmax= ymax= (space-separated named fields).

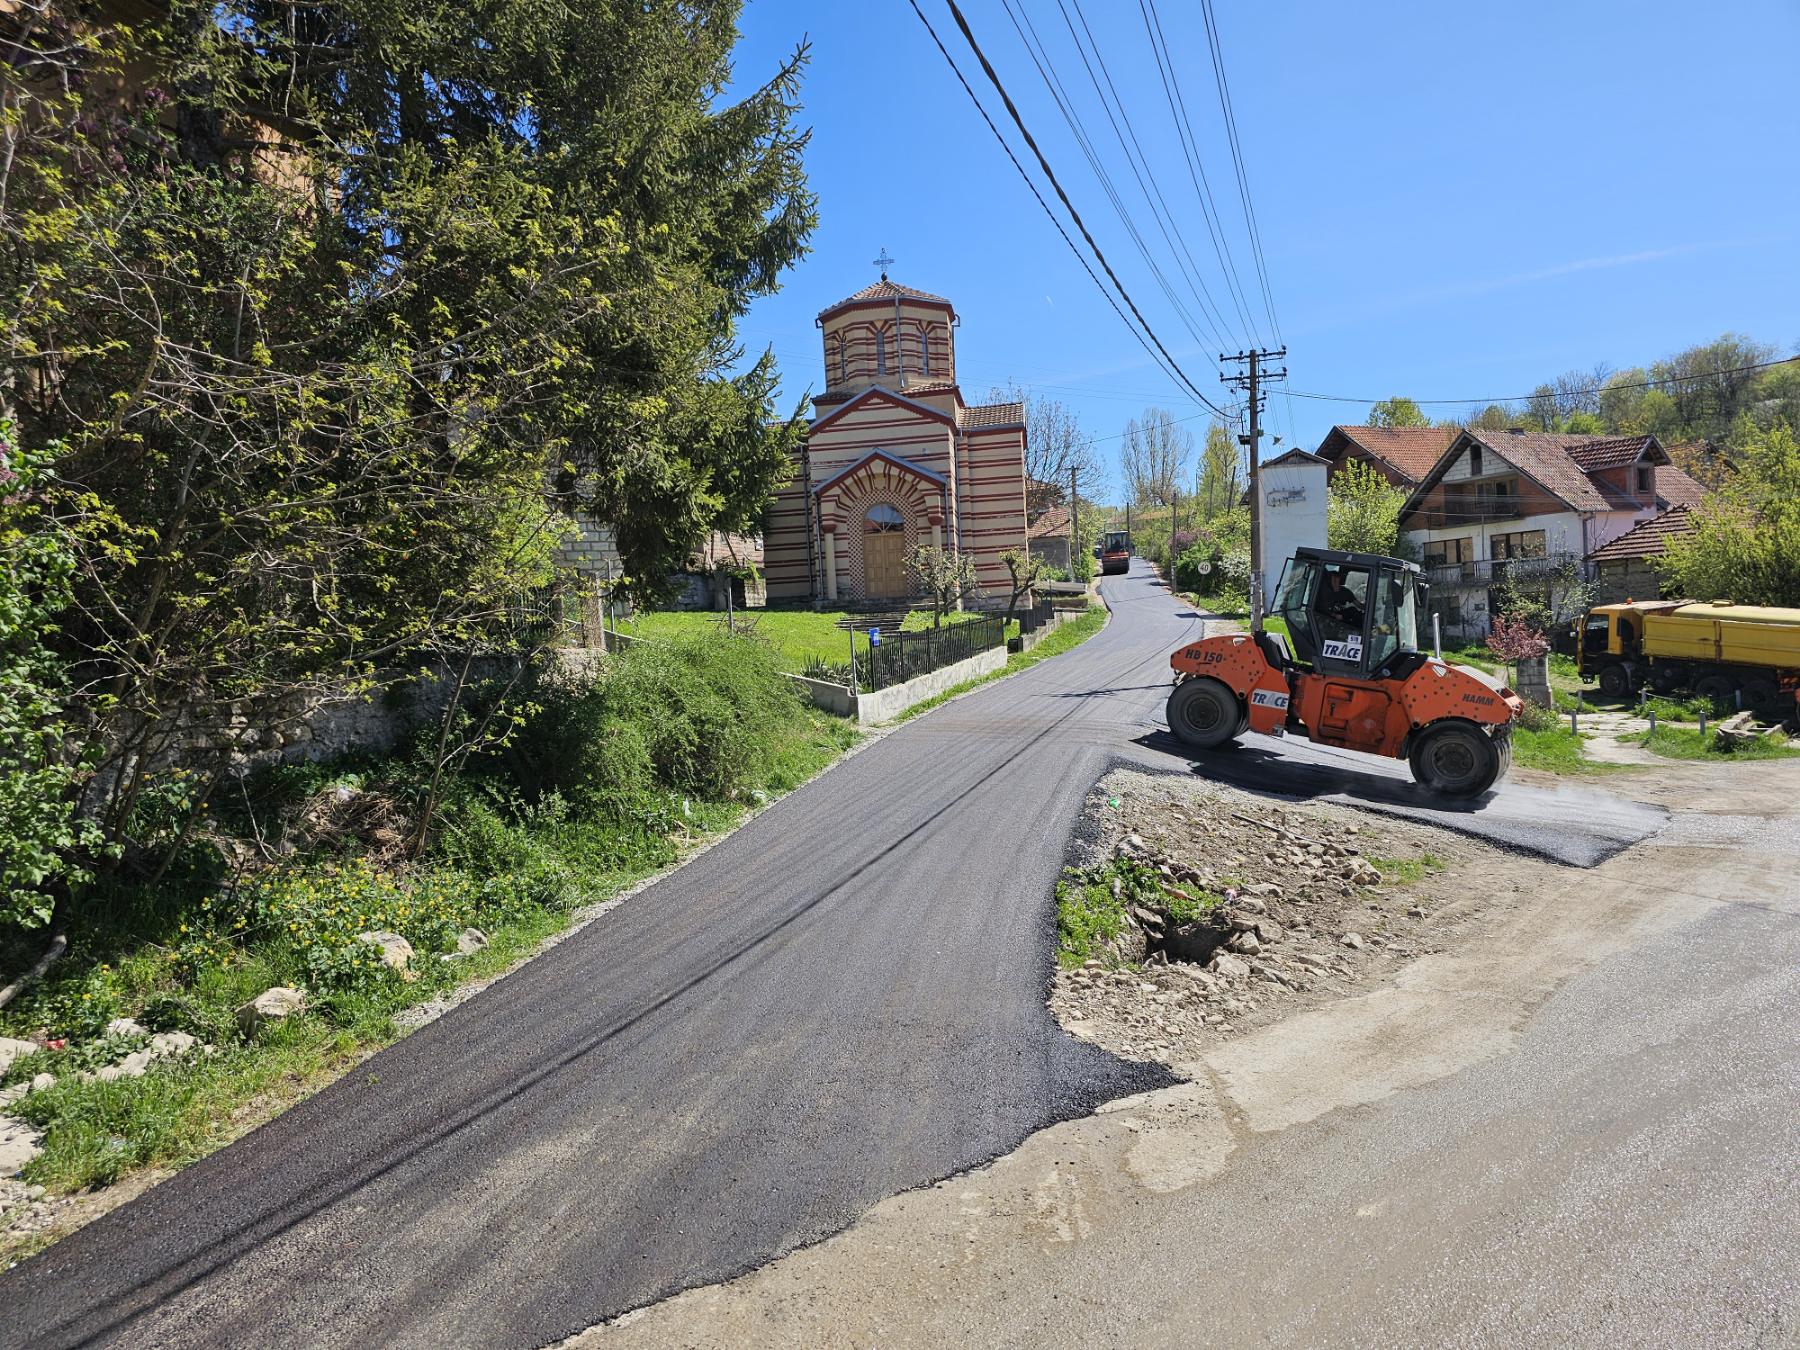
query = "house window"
xmin=875 ymin=331 xmax=887 ymax=374
xmin=1490 ymin=529 xmax=1547 ymax=560
xmin=918 ymin=331 xmax=930 ymax=376
xmin=1468 ymin=446 xmax=1483 ymax=476
xmin=1636 ymin=464 xmax=1653 ymax=494
xmin=1423 ymin=537 xmax=1474 ymax=566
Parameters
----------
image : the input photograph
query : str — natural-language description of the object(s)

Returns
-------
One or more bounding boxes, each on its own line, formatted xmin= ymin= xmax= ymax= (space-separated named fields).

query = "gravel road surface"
xmin=0 ymin=563 xmax=1668 ymax=1348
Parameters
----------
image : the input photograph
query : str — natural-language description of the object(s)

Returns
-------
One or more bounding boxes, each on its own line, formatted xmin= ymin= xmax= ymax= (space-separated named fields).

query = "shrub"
xmin=510 ymin=633 xmax=810 ymax=817
xmin=0 ymin=427 xmax=98 ymax=928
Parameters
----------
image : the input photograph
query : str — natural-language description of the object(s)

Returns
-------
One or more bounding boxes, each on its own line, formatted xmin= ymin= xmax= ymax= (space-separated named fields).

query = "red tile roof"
xmin=1587 ymin=506 xmax=1694 ymax=563
xmin=960 ymin=400 xmax=1024 ymax=430
xmin=1656 ymin=465 xmax=1708 ymax=509
xmin=1027 ymin=504 xmax=1071 ymax=539
xmin=817 ymin=277 xmax=955 ymax=321
xmin=1465 ymin=430 xmax=1664 ymax=512
xmin=1565 ymin=435 xmax=1657 ymax=472
xmin=1320 ymin=425 xmax=1458 ymax=483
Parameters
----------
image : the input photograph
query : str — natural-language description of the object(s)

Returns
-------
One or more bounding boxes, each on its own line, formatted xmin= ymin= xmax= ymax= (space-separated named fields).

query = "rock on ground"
xmin=237 ymin=986 xmax=306 ymax=1035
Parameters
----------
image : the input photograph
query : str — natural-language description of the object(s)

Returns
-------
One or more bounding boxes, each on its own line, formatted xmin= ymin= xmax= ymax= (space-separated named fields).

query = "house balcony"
xmin=1423 ymin=552 xmax=1583 ymax=591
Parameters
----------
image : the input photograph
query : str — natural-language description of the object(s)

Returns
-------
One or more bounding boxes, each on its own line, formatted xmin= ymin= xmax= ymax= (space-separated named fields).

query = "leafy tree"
xmin=1327 ymin=459 xmax=1407 ymax=555
xmin=999 ymin=547 xmax=1045 ymax=628
xmin=0 ymin=429 xmax=99 ymax=930
xmin=1196 ymin=420 xmax=1243 ymax=519
xmin=1494 ymin=558 xmax=1594 ymax=633
xmin=1367 ymin=397 xmax=1429 ymax=429
xmin=993 ymin=387 xmax=1099 ymax=519
xmin=1 ymin=1 xmax=816 ymax=872
xmin=1120 ymin=407 xmax=1194 ymax=508
xmin=1659 ymin=423 xmax=1800 ymax=606
xmin=906 ymin=546 xmax=980 ymax=626
xmin=1485 ymin=614 xmax=1550 ymax=689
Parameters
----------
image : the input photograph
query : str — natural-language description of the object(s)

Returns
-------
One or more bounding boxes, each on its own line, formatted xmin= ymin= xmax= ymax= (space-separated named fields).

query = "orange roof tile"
xmin=1320 ymin=426 xmax=1458 ymax=483
xmin=1587 ymin=506 xmax=1694 ymax=563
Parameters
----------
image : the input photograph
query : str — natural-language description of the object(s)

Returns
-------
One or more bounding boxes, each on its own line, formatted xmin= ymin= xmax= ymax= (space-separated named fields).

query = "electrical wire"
xmin=1051 ymin=0 xmax=1241 ymax=355
xmin=1286 ymin=356 xmax=1798 ymax=410
xmin=931 ymin=0 xmax=1233 ymax=418
xmin=903 ymin=0 xmax=1222 ymax=415
xmin=997 ymin=0 xmax=1231 ymax=359
xmin=1197 ymin=0 xmax=1280 ymax=349
xmin=1136 ymin=0 xmax=1259 ymax=348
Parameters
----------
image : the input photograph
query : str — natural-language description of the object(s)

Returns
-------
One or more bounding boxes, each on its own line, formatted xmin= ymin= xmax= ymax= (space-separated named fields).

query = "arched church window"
xmin=865 ymin=503 xmax=905 ymax=533
xmin=918 ymin=330 xmax=930 ymax=376
xmin=832 ymin=333 xmax=845 ymax=386
xmin=875 ymin=330 xmax=887 ymax=374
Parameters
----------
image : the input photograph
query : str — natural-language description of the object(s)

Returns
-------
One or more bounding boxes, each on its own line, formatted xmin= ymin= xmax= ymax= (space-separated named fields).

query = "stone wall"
xmin=1593 ymin=557 xmax=1665 ymax=604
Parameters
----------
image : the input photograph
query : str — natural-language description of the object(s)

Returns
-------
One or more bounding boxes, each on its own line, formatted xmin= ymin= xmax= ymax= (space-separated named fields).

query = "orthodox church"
xmin=763 ymin=278 xmax=1029 ymax=606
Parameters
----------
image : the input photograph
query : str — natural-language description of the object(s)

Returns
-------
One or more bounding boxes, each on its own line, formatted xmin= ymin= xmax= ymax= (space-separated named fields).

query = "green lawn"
xmin=618 ymin=605 xmax=992 ymax=671
xmin=1624 ymin=725 xmax=1800 ymax=761
xmin=894 ymin=605 xmax=1109 ymax=722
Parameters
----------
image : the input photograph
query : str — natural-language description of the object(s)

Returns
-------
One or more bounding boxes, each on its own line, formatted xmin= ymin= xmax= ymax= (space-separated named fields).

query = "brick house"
xmin=763 ymin=277 xmax=1028 ymax=606
xmin=1398 ymin=429 xmax=1706 ymax=638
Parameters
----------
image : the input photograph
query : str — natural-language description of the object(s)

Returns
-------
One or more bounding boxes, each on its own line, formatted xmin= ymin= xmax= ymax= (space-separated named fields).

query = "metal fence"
xmin=860 ymin=615 xmax=1006 ymax=692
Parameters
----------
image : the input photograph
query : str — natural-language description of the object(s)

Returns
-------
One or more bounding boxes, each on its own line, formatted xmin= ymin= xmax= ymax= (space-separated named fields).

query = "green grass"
xmin=1052 ymin=856 xmax=1220 ymax=967
xmin=892 ymin=604 xmax=1108 ymax=723
xmin=1368 ymin=853 xmax=1447 ymax=884
xmin=1510 ymin=723 xmax=1629 ymax=775
xmin=1624 ymin=725 xmax=1800 ymax=761
xmin=1182 ymin=589 xmax=1251 ymax=620
xmin=621 ymin=606 xmax=989 ymax=672
xmin=0 ymin=652 xmax=860 ymax=1230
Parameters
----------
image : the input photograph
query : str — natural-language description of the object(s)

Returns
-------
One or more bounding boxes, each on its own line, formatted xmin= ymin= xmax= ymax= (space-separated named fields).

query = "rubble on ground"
xmin=1050 ymin=769 xmax=1479 ymax=1066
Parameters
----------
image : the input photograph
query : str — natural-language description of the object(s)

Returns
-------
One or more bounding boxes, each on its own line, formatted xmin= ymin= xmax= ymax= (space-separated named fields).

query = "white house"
xmin=1397 ymin=429 xmax=1705 ymax=638
xmin=1256 ymin=448 xmax=1329 ymax=593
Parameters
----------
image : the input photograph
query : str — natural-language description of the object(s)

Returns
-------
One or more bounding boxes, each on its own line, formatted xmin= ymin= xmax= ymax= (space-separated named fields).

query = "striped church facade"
xmin=763 ymin=278 xmax=1029 ymax=608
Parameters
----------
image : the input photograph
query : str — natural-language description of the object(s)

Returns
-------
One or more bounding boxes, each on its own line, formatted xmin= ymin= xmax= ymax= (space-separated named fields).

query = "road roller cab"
xmin=1165 ymin=547 xmax=1523 ymax=797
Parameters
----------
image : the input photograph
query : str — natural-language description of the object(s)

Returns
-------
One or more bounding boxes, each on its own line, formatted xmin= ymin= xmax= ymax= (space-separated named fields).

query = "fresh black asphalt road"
xmin=0 ymin=563 xmax=1667 ymax=1349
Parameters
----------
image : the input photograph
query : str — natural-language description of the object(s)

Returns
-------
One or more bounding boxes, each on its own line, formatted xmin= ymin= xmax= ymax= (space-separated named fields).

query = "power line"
xmin=1286 ymin=356 xmax=1799 ymax=410
xmin=932 ymin=0 xmax=1232 ymax=418
xmin=1197 ymin=0 xmax=1280 ymax=348
xmin=1137 ymin=0 xmax=1259 ymax=348
xmin=902 ymin=0 xmax=1215 ymax=412
xmin=997 ymin=0 xmax=1231 ymax=358
xmin=1052 ymin=0 xmax=1241 ymax=355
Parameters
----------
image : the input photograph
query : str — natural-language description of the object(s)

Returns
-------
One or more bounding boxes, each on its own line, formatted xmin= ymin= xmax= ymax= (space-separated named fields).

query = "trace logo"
xmin=1321 ymin=636 xmax=1364 ymax=661
xmin=1250 ymin=689 xmax=1290 ymax=709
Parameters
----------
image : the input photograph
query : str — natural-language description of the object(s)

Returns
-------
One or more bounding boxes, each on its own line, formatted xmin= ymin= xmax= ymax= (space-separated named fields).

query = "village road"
xmin=0 ymin=562 xmax=1666 ymax=1349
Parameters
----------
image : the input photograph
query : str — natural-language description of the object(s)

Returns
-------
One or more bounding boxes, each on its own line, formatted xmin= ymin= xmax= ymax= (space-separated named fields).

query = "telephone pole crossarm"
xmin=1220 ymin=348 xmax=1288 ymax=629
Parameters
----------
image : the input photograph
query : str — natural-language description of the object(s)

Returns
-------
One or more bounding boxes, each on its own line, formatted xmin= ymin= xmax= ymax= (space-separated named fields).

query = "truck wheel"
xmin=1167 ymin=678 xmax=1240 ymax=750
xmin=1597 ymin=664 xmax=1632 ymax=699
xmin=1409 ymin=722 xmax=1501 ymax=797
xmin=1741 ymin=678 xmax=1781 ymax=719
xmin=1650 ymin=665 xmax=1684 ymax=694
xmin=1695 ymin=674 xmax=1737 ymax=713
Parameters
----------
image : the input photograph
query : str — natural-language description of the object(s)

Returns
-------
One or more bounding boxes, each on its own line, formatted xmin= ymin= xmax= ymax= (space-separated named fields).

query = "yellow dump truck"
xmin=1577 ymin=599 xmax=1800 ymax=717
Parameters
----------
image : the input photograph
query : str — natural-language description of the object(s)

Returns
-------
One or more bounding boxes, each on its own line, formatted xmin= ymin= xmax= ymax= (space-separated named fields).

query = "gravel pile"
xmin=1052 ymin=769 xmax=1475 ymax=1065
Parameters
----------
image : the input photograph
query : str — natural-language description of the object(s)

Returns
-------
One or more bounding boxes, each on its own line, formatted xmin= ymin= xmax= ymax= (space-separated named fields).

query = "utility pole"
xmin=1069 ymin=464 xmax=1078 ymax=578
xmin=1169 ymin=489 xmax=1178 ymax=588
xmin=1222 ymin=346 xmax=1287 ymax=628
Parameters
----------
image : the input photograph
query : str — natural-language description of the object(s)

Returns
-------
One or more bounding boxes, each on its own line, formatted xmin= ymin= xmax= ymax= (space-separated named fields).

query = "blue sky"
xmin=726 ymin=1 xmax=1799 ymax=499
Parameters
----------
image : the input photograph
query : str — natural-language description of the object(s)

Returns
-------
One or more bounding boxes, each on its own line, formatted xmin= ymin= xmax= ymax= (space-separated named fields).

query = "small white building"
xmin=1256 ymin=448 xmax=1329 ymax=592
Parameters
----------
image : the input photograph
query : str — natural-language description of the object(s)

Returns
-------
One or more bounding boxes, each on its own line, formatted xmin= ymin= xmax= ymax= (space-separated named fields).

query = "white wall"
xmin=1259 ymin=458 xmax=1327 ymax=584
xmin=1403 ymin=508 xmax=1585 ymax=564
